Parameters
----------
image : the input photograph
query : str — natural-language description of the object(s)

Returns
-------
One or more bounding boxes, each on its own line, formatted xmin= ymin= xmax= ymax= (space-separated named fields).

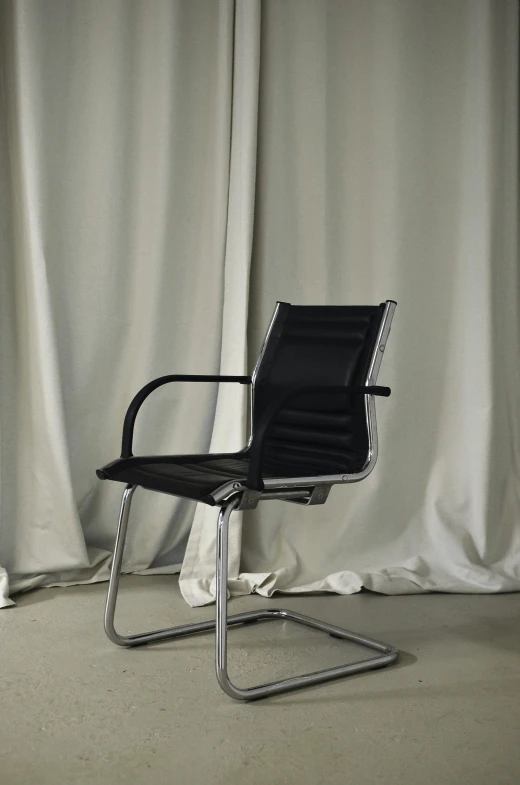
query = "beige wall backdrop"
xmin=0 ymin=0 xmax=518 ymax=608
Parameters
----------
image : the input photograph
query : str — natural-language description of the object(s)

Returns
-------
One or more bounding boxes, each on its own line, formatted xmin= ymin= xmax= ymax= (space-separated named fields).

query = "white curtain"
xmin=0 ymin=0 xmax=259 ymax=607
xmin=1 ymin=0 xmax=518 ymax=609
xmin=239 ymin=0 xmax=520 ymax=599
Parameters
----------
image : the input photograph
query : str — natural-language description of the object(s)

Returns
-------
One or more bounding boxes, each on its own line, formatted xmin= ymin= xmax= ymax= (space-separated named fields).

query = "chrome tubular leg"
xmin=105 ymin=486 xmax=398 ymax=699
xmin=105 ymin=484 xmax=137 ymax=644
xmin=105 ymin=490 xmax=244 ymax=646
xmin=215 ymin=499 xmax=235 ymax=696
xmin=214 ymin=498 xmax=398 ymax=701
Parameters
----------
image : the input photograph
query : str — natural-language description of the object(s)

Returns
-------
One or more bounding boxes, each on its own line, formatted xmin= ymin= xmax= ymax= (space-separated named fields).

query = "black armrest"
xmin=246 ymin=384 xmax=391 ymax=491
xmin=121 ymin=374 xmax=252 ymax=458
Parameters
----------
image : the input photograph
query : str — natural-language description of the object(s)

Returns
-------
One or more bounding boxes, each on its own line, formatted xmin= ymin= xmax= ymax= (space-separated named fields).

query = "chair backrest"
xmin=251 ymin=302 xmax=391 ymax=478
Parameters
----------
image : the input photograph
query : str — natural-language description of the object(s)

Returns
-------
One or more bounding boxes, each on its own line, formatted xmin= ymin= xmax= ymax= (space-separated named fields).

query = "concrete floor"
xmin=2 ymin=576 xmax=519 ymax=785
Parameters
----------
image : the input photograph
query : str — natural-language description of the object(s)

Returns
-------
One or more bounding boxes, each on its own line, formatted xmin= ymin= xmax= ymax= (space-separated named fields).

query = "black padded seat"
xmin=98 ymin=453 xmax=251 ymax=505
xmin=97 ymin=445 xmax=368 ymax=505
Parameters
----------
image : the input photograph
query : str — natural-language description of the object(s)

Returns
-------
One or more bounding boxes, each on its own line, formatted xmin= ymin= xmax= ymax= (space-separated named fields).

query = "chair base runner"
xmin=105 ymin=485 xmax=399 ymax=701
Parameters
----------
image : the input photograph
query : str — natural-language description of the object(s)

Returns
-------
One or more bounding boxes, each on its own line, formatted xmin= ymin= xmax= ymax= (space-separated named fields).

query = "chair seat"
xmin=97 ymin=453 xmax=255 ymax=505
xmin=97 ymin=444 xmax=368 ymax=506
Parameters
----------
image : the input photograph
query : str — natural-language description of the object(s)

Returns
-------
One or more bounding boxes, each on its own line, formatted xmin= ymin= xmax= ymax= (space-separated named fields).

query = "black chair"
xmin=97 ymin=300 xmax=398 ymax=700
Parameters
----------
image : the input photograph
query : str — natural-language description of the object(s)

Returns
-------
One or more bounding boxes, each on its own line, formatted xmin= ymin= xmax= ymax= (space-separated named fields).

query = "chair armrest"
xmin=246 ymin=384 xmax=391 ymax=491
xmin=121 ymin=374 xmax=252 ymax=457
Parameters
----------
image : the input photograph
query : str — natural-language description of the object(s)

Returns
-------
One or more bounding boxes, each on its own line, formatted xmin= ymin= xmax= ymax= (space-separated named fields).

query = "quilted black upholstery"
xmin=251 ymin=303 xmax=384 ymax=477
xmin=97 ymin=303 xmax=386 ymax=504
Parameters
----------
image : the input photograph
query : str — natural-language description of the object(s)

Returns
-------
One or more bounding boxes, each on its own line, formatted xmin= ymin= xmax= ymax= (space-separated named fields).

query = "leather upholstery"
xmin=97 ymin=303 xmax=386 ymax=504
xmin=251 ymin=304 xmax=385 ymax=477
xmin=97 ymin=454 xmax=252 ymax=506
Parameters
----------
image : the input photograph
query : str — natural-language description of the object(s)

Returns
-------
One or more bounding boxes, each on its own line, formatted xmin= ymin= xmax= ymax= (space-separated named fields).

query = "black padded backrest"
xmin=251 ymin=303 xmax=386 ymax=477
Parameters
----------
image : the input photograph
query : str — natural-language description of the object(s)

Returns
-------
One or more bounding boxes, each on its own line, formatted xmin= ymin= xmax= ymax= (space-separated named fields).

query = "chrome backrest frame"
xmin=211 ymin=300 xmax=396 ymax=504
xmin=243 ymin=301 xmax=282 ymax=452
xmin=357 ymin=298 xmax=397 ymax=479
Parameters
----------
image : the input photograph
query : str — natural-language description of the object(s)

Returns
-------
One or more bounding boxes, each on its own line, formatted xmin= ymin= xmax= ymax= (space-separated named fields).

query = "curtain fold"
xmin=1 ymin=0 xmax=518 ymax=609
xmin=0 ymin=0 xmax=254 ymax=606
xmin=238 ymin=0 xmax=520 ymax=598
xmin=178 ymin=0 xmax=261 ymax=606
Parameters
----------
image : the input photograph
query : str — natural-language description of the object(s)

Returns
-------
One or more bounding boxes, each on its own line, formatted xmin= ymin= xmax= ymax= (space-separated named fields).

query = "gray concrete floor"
xmin=2 ymin=576 xmax=519 ymax=785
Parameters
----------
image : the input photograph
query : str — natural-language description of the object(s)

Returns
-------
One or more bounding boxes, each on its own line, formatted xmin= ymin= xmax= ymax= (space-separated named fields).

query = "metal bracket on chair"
xmin=105 ymin=485 xmax=399 ymax=701
xmin=236 ymin=490 xmax=262 ymax=510
xmin=288 ymin=484 xmax=331 ymax=506
xmin=236 ymin=487 xmax=313 ymax=511
xmin=226 ymin=484 xmax=331 ymax=511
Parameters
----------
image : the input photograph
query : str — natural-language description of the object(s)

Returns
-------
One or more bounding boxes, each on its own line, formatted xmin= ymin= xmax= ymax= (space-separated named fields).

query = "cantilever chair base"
xmin=105 ymin=485 xmax=399 ymax=701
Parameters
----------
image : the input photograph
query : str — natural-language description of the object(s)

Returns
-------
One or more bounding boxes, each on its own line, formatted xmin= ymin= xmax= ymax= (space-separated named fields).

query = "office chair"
xmin=97 ymin=300 xmax=398 ymax=700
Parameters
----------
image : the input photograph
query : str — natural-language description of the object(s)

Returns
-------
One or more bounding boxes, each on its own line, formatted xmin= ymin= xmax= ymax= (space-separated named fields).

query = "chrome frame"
xmin=104 ymin=300 xmax=398 ymax=700
xmin=106 ymin=486 xmax=398 ymax=700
